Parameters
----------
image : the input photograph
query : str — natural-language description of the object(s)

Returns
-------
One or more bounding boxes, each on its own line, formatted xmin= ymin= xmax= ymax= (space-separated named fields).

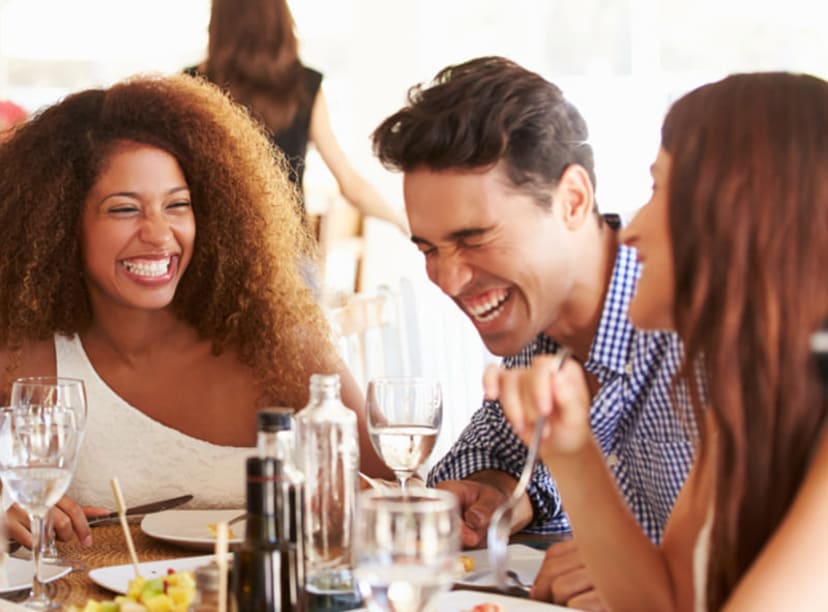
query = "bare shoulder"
xmin=801 ymin=426 xmax=828 ymax=496
xmin=724 ymin=427 xmax=828 ymax=607
xmin=292 ymin=320 xmax=339 ymax=370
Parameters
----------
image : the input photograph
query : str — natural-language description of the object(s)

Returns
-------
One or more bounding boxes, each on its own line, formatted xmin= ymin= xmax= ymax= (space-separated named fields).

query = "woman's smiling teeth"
xmin=465 ymin=289 xmax=511 ymax=323
xmin=121 ymin=257 xmax=171 ymax=277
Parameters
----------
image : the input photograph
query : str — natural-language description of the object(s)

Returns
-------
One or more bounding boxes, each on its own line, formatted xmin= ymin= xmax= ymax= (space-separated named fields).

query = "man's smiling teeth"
xmin=466 ymin=290 xmax=510 ymax=323
xmin=122 ymin=258 xmax=170 ymax=277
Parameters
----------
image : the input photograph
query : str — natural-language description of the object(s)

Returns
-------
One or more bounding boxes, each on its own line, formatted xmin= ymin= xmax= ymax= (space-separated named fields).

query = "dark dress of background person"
xmin=187 ymin=0 xmax=406 ymax=238
xmin=185 ymin=64 xmax=322 ymax=208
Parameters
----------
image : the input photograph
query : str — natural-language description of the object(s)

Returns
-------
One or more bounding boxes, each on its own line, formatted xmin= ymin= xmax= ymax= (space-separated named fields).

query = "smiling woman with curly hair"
xmin=0 ymin=73 xmax=390 ymax=549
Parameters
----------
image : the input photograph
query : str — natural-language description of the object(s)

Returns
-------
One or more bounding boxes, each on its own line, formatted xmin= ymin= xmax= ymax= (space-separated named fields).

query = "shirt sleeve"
xmin=427 ymin=397 xmax=565 ymax=533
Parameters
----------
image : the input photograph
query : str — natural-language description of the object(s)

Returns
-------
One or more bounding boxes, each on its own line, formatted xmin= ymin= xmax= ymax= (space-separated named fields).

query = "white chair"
xmin=326 ymin=282 xmax=421 ymax=393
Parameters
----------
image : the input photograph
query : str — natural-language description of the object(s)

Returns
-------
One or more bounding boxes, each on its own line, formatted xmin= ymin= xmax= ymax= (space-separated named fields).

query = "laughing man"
xmin=372 ymin=57 xmax=695 ymax=608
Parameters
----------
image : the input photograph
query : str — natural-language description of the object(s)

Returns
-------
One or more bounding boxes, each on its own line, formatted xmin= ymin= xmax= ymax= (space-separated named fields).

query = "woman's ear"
xmin=556 ymin=164 xmax=595 ymax=230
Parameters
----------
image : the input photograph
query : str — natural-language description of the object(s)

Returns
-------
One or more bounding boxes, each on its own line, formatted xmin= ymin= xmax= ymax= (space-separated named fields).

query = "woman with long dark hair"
xmin=188 ymin=0 xmax=407 ymax=234
xmin=489 ymin=72 xmax=828 ymax=610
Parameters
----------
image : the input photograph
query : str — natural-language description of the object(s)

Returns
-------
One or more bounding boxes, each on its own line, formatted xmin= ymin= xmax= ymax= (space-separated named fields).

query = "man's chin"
xmin=480 ymin=331 xmax=533 ymax=357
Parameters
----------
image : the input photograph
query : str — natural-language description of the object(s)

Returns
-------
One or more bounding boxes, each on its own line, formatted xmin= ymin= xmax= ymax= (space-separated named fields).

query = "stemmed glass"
xmin=354 ymin=488 xmax=459 ymax=612
xmin=0 ymin=420 xmax=8 ymax=592
xmin=365 ymin=378 xmax=442 ymax=492
xmin=10 ymin=377 xmax=87 ymax=572
xmin=0 ymin=403 xmax=83 ymax=610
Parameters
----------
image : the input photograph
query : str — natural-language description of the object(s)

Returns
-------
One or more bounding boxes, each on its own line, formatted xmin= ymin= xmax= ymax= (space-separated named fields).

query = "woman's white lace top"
xmin=57 ymin=334 xmax=251 ymax=509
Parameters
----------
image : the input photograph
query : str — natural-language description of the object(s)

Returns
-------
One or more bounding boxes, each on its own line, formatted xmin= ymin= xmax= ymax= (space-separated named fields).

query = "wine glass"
xmin=0 ymin=410 xmax=9 ymax=592
xmin=10 ymin=377 xmax=87 ymax=571
xmin=366 ymin=378 xmax=442 ymax=492
xmin=0 ymin=404 xmax=83 ymax=610
xmin=354 ymin=488 xmax=459 ymax=612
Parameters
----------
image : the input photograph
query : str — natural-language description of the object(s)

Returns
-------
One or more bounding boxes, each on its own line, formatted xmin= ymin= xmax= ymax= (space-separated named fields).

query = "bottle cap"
xmin=309 ymin=373 xmax=341 ymax=396
xmin=257 ymin=408 xmax=294 ymax=433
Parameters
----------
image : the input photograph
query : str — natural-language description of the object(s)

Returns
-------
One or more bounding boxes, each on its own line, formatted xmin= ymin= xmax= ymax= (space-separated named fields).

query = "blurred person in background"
xmin=0 ymin=99 xmax=27 ymax=143
xmin=187 ymin=0 xmax=408 ymax=236
xmin=0 ymin=74 xmax=392 ymax=551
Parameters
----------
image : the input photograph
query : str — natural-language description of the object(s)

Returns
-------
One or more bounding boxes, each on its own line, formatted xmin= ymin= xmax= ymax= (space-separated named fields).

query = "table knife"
xmin=88 ymin=493 xmax=194 ymax=526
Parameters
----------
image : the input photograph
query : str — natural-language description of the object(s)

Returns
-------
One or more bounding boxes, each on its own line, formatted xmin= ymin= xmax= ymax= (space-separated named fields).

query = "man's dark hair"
xmin=372 ymin=56 xmax=596 ymax=208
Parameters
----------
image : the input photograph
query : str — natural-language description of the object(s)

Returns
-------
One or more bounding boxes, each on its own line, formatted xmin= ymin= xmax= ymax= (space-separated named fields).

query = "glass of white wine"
xmin=354 ymin=488 xmax=459 ymax=612
xmin=0 ymin=404 xmax=83 ymax=610
xmin=11 ymin=377 xmax=88 ymax=573
xmin=365 ymin=378 xmax=442 ymax=492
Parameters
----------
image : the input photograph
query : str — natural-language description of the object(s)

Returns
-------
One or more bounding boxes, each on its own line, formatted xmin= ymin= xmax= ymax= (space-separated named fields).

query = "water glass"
xmin=11 ymin=377 xmax=87 ymax=572
xmin=354 ymin=488 xmax=459 ymax=612
xmin=0 ymin=405 xmax=83 ymax=610
xmin=366 ymin=378 xmax=443 ymax=491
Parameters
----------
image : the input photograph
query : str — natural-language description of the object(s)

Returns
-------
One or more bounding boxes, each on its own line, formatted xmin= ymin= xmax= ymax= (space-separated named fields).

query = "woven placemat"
xmin=4 ymin=524 xmax=201 ymax=608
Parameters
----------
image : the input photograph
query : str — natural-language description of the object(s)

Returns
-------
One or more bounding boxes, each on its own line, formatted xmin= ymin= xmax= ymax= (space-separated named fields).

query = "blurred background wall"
xmin=2 ymin=0 xmax=826 ymax=464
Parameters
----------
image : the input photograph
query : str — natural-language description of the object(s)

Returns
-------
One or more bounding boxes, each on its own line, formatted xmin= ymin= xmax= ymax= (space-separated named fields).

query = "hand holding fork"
xmin=485 ymin=347 xmax=572 ymax=592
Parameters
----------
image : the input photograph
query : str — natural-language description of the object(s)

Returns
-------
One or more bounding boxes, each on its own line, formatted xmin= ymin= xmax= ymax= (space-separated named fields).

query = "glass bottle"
xmin=295 ymin=374 xmax=360 ymax=611
xmin=256 ymin=407 xmax=306 ymax=611
xmin=256 ymin=407 xmax=294 ymax=460
xmin=232 ymin=456 xmax=299 ymax=611
xmin=189 ymin=561 xmax=223 ymax=612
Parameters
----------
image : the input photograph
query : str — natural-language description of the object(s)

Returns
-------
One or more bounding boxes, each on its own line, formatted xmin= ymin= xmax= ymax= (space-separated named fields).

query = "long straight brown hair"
xmin=663 ymin=72 xmax=828 ymax=609
xmin=205 ymin=0 xmax=307 ymax=132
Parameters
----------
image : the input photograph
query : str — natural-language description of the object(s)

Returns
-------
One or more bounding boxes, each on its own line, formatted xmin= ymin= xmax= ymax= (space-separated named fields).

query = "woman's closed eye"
xmin=107 ymin=204 xmax=139 ymax=215
xmin=166 ymin=200 xmax=192 ymax=211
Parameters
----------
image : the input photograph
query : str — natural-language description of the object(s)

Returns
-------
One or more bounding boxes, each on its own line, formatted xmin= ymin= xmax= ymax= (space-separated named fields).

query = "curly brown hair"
xmin=0 ymin=73 xmax=333 ymax=407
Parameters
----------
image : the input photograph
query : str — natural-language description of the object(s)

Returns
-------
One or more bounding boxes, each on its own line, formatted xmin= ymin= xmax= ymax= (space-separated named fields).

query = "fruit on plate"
xmin=66 ymin=570 xmax=196 ymax=612
xmin=206 ymin=523 xmax=237 ymax=540
xmin=458 ymin=554 xmax=475 ymax=573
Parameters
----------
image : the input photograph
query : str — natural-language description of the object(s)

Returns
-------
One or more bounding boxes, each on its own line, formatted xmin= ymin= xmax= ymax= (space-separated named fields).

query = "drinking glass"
xmin=0 ymin=414 xmax=8 ymax=592
xmin=354 ymin=488 xmax=459 ymax=612
xmin=365 ymin=378 xmax=442 ymax=491
xmin=0 ymin=405 xmax=83 ymax=610
xmin=10 ymin=377 xmax=87 ymax=572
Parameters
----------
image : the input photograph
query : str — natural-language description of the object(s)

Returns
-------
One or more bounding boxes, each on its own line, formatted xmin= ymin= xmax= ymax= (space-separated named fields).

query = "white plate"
xmin=140 ymin=509 xmax=245 ymax=551
xmin=434 ymin=589 xmax=570 ymax=611
xmin=456 ymin=545 xmax=545 ymax=589
xmin=0 ymin=557 xmax=71 ymax=595
xmin=88 ymin=555 xmax=216 ymax=594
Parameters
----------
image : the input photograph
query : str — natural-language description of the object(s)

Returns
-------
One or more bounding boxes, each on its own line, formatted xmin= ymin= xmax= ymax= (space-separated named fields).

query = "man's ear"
xmin=556 ymin=164 xmax=595 ymax=230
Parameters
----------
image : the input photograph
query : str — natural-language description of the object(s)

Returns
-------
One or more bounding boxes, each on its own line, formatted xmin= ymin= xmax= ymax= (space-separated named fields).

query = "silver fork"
xmin=487 ymin=347 xmax=571 ymax=591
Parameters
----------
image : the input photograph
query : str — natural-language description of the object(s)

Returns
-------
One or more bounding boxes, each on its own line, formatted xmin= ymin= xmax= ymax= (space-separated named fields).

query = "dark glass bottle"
xmin=256 ymin=408 xmax=306 ymax=611
xmin=233 ymin=456 xmax=304 ymax=611
xmin=256 ymin=408 xmax=294 ymax=459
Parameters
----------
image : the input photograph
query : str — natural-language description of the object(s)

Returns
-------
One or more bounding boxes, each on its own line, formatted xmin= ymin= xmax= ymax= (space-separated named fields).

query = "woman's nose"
xmin=139 ymin=211 xmax=173 ymax=245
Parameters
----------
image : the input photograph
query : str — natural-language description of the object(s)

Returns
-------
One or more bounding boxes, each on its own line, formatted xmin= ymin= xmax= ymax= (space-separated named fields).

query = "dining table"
xmin=1 ymin=525 xmax=565 ymax=609
xmin=4 ymin=523 xmax=195 ymax=607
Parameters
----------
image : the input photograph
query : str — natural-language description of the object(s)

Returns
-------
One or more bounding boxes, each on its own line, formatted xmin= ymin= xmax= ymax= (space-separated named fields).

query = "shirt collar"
xmin=583 ymin=244 xmax=640 ymax=376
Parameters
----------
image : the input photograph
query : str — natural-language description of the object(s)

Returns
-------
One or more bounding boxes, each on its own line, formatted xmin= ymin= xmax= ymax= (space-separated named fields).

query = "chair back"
xmin=327 ymin=283 xmax=421 ymax=392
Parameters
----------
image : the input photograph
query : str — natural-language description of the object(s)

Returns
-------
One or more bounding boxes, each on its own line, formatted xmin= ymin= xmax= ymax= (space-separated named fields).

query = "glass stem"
xmin=43 ymin=512 xmax=58 ymax=558
xmin=29 ymin=512 xmax=48 ymax=603
xmin=398 ymin=474 xmax=409 ymax=494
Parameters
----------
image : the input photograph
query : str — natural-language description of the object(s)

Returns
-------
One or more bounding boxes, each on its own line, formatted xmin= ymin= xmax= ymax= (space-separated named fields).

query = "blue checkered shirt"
xmin=428 ymin=244 xmax=694 ymax=543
